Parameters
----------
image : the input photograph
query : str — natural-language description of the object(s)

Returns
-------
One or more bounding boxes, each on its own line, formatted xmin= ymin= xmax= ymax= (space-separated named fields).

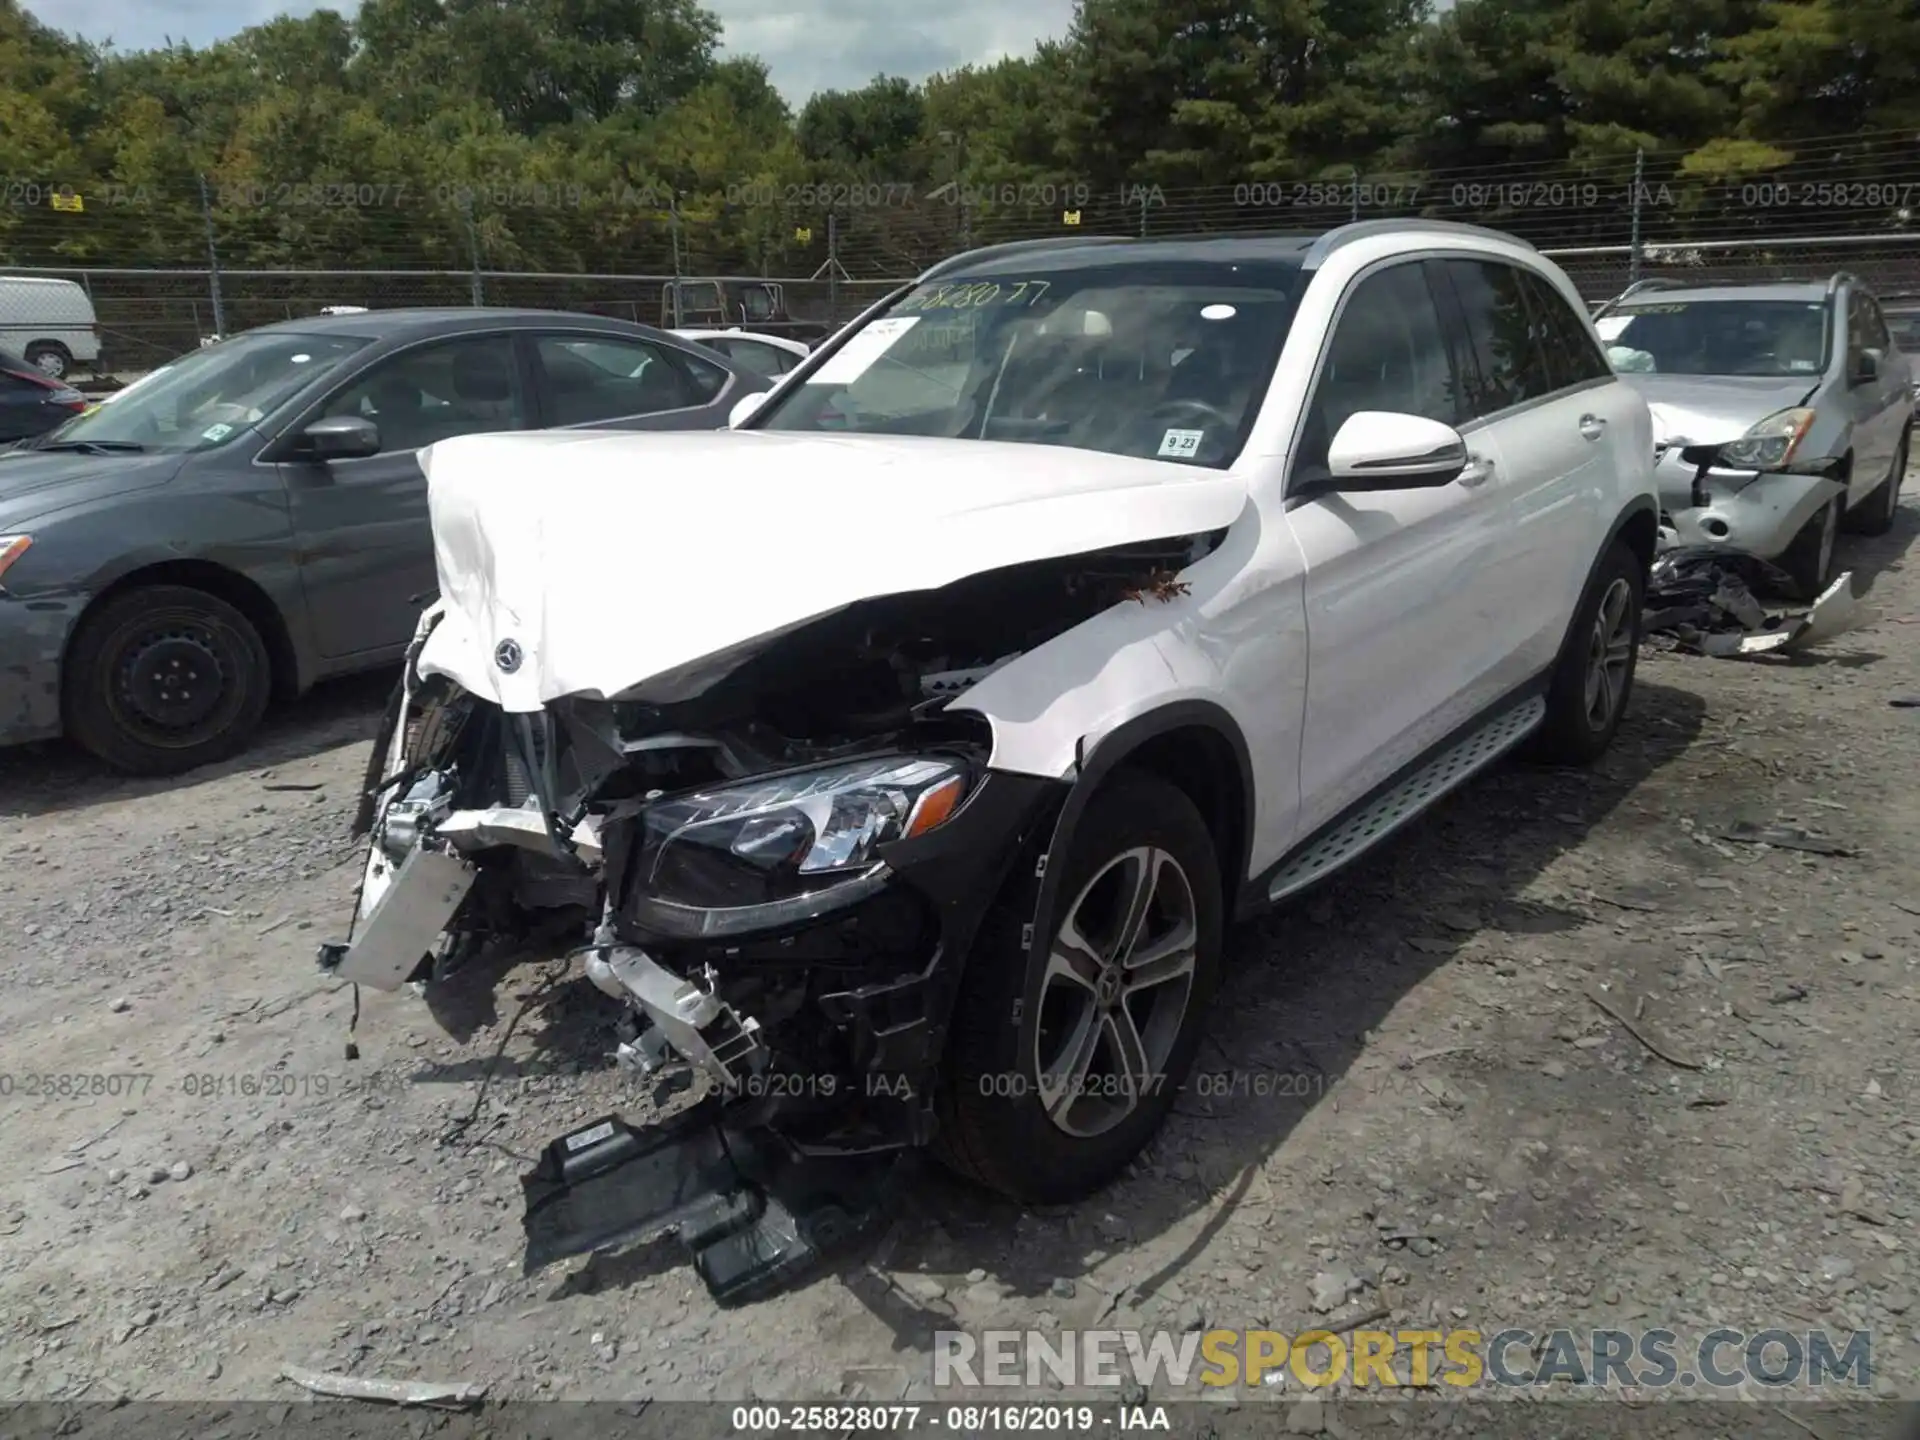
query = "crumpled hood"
xmin=1626 ymin=374 xmax=1819 ymax=448
xmin=0 ymin=449 xmax=184 ymax=529
xmin=415 ymin=429 xmax=1250 ymax=711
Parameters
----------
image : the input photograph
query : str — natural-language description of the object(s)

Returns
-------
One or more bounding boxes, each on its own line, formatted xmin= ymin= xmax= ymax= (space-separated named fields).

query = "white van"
xmin=0 ymin=276 xmax=101 ymax=379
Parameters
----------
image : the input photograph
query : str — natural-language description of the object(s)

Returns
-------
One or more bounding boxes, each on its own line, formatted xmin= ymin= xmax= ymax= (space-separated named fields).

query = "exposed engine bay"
xmin=320 ymin=533 xmax=1215 ymax=1302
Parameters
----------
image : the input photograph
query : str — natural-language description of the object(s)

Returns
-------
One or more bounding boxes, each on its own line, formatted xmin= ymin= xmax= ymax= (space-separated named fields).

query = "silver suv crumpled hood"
xmin=415 ymin=428 xmax=1249 ymax=711
xmin=1624 ymin=373 xmax=1820 ymax=447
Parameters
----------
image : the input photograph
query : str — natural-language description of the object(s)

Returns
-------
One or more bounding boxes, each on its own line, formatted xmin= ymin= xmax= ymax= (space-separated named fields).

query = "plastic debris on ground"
xmin=1643 ymin=544 xmax=1858 ymax=658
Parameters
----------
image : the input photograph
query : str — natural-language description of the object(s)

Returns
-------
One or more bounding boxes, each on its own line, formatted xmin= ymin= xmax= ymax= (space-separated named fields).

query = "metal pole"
xmin=461 ymin=196 xmax=484 ymax=305
xmin=1351 ymin=166 xmax=1361 ymax=223
xmin=197 ymin=174 xmax=226 ymax=338
xmin=828 ymin=213 xmax=840 ymax=320
xmin=1628 ymin=148 xmax=1645 ymax=287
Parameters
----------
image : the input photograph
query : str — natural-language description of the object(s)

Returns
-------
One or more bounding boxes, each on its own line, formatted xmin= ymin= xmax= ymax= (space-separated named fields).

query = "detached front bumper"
xmin=1657 ymin=453 xmax=1845 ymax=562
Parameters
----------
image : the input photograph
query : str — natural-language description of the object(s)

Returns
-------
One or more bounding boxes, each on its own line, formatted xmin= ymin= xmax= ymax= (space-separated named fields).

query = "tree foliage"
xmin=2 ymin=0 xmax=1917 ymax=275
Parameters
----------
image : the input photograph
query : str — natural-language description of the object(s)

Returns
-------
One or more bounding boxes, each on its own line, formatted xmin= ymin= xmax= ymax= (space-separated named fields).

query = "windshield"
xmin=756 ymin=259 xmax=1303 ymax=468
xmin=1598 ymin=300 xmax=1829 ymax=378
xmin=37 ymin=330 xmax=370 ymax=452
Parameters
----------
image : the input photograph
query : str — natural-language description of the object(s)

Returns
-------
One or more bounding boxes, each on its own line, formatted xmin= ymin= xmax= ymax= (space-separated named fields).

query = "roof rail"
xmin=1303 ymin=218 xmax=1538 ymax=266
xmin=1825 ymin=270 xmax=1860 ymax=303
xmin=1591 ymin=276 xmax=1690 ymax=320
xmin=917 ymin=234 xmax=1134 ymax=283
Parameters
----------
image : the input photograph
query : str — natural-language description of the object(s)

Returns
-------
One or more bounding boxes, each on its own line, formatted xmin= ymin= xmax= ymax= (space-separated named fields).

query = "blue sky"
xmin=20 ymin=0 xmax=1082 ymax=105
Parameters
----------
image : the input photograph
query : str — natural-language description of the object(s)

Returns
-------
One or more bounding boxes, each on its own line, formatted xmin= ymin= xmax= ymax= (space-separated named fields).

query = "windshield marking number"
xmin=1158 ymin=428 xmax=1204 ymax=459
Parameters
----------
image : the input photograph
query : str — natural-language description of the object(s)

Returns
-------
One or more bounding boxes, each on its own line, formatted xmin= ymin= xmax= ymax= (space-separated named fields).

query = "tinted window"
xmin=1295 ymin=261 xmax=1461 ymax=480
xmin=319 ymin=336 xmax=524 ymax=454
xmin=677 ymin=346 xmax=730 ymax=400
xmin=1604 ymin=300 xmax=1828 ymax=378
xmin=1517 ymin=269 xmax=1610 ymax=389
xmin=535 ymin=335 xmax=696 ymax=424
xmin=723 ymin=339 xmax=795 ymax=378
xmin=1440 ymin=259 xmax=1555 ymax=416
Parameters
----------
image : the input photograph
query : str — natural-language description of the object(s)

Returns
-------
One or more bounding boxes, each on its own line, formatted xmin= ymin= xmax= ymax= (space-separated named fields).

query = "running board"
xmin=1267 ymin=696 xmax=1546 ymax=905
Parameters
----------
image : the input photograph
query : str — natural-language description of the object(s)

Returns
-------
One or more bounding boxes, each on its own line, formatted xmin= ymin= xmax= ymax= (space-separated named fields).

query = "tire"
xmin=1779 ymin=494 xmax=1842 ymax=601
xmin=935 ymin=771 xmax=1224 ymax=1204
xmin=24 ymin=342 xmax=71 ymax=380
xmin=1846 ymin=433 xmax=1907 ymax=538
xmin=64 ymin=585 xmax=273 ymax=776
xmin=1529 ymin=539 xmax=1643 ymax=767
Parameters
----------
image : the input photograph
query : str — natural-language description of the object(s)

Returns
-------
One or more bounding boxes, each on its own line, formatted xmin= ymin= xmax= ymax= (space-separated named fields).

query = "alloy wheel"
xmin=1583 ymin=576 xmax=1635 ymax=731
xmin=1034 ymin=846 xmax=1199 ymax=1139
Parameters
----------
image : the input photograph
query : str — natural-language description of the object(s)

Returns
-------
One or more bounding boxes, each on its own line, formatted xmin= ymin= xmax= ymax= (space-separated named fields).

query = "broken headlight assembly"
xmin=1714 ymin=408 xmax=1816 ymax=471
xmin=625 ymin=755 xmax=969 ymax=940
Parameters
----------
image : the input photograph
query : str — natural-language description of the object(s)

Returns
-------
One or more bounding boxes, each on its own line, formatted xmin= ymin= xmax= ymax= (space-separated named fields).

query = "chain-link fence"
xmin=7 ymin=127 xmax=1920 ymax=379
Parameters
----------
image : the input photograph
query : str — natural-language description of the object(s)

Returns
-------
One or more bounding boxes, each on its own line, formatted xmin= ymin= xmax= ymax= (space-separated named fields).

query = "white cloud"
xmin=20 ymin=0 xmax=1078 ymax=103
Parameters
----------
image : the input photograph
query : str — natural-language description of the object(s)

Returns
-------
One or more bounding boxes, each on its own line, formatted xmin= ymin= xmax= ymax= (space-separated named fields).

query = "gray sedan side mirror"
xmin=301 ymin=414 xmax=381 ymax=459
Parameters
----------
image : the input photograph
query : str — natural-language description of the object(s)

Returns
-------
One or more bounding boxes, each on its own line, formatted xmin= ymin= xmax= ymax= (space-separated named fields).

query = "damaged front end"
xmin=1653 ymin=427 xmax=1845 ymax=559
xmin=319 ymin=536 xmax=1210 ymax=1300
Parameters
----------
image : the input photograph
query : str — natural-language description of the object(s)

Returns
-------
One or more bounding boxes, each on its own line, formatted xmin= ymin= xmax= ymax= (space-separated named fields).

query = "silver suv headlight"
xmin=1717 ymin=408 xmax=1815 ymax=470
xmin=625 ymin=755 xmax=969 ymax=940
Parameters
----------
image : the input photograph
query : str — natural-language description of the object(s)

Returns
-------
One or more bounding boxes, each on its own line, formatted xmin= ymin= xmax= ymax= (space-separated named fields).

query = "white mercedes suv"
xmin=325 ymin=220 xmax=1658 ymax=1302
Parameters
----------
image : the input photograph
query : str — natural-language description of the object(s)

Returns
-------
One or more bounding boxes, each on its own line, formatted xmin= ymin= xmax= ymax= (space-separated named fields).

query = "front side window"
xmin=724 ymin=339 xmax=796 ymax=377
xmin=756 ymin=259 xmax=1304 ymax=469
xmin=1439 ymin=259 xmax=1556 ymax=416
xmin=318 ymin=335 xmax=524 ymax=453
xmin=534 ymin=335 xmax=697 ymax=424
xmin=1295 ymin=262 xmax=1461 ymax=481
xmin=34 ymin=330 xmax=369 ymax=453
xmin=1602 ymin=299 xmax=1829 ymax=378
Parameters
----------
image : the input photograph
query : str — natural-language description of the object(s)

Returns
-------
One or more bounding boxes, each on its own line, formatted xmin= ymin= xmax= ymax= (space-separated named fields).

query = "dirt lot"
xmin=3 ymin=499 xmax=1920 ymax=1422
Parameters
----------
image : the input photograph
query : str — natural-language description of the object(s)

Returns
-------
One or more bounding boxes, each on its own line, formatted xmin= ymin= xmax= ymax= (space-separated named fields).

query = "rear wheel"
xmin=1779 ymin=495 xmax=1842 ymax=600
xmin=65 ymin=584 xmax=272 ymax=775
xmin=1846 ymin=433 xmax=1907 ymax=537
xmin=936 ymin=772 xmax=1224 ymax=1204
xmin=1530 ymin=539 xmax=1642 ymax=766
xmin=24 ymin=342 xmax=71 ymax=380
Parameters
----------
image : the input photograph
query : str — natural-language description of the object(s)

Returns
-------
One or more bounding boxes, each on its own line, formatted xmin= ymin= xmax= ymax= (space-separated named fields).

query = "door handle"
xmin=1579 ymin=413 xmax=1607 ymax=440
xmin=1457 ymin=454 xmax=1494 ymax=486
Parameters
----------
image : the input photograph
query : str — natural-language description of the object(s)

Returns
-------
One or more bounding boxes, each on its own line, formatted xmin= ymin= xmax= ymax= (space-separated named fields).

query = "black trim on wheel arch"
xmin=1241 ymin=668 xmax=1552 ymax=915
xmin=1021 ymin=701 xmax=1256 ymax=982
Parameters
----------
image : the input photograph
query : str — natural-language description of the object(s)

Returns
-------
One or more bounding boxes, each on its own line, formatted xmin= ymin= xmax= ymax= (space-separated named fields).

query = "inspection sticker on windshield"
xmin=810 ymin=316 xmax=921 ymax=384
xmin=1158 ymin=428 xmax=1205 ymax=459
xmin=200 ymin=422 xmax=234 ymax=442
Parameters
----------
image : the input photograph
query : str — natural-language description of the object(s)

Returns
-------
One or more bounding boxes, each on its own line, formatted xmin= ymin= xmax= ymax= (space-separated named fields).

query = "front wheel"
xmin=1846 ymin=434 xmax=1907 ymax=538
xmin=935 ymin=771 xmax=1224 ymax=1204
xmin=64 ymin=584 xmax=272 ymax=775
xmin=1529 ymin=539 xmax=1643 ymax=766
xmin=1779 ymin=495 xmax=1842 ymax=600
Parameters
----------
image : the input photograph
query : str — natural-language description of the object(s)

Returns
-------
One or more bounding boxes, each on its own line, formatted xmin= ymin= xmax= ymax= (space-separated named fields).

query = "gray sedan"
xmin=0 ymin=308 xmax=767 ymax=775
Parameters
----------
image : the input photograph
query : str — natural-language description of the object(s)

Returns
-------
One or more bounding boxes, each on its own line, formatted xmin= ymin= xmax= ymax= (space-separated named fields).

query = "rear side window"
xmin=1516 ymin=269 xmax=1611 ymax=389
xmin=1436 ymin=259 xmax=1556 ymax=418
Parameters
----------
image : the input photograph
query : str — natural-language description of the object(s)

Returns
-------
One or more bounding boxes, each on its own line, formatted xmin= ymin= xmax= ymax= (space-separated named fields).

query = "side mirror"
xmin=299 ymin=414 xmax=381 ymax=459
xmin=1321 ymin=412 xmax=1469 ymax=489
xmin=728 ymin=390 xmax=768 ymax=428
xmin=1850 ymin=349 xmax=1881 ymax=385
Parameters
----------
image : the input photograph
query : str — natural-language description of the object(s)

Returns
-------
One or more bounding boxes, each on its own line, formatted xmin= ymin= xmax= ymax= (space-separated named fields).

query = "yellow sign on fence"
xmin=50 ymin=188 xmax=84 ymax=213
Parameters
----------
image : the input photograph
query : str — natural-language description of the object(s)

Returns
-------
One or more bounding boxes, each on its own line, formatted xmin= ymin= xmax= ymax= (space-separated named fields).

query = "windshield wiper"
xmin=32 ymin=439 xmax=148 ymax=454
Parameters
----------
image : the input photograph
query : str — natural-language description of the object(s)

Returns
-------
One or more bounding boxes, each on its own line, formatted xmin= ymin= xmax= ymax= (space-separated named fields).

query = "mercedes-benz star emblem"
xmin=494 ymin=639 xmax=523 ymax=673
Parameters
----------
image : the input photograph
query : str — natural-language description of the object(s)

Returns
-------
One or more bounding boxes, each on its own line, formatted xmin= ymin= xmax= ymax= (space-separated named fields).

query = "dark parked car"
xmin=0 ymin=347 xmax=88 ymax=443
xmin=0 ymin=308 xmax=768 ymax=775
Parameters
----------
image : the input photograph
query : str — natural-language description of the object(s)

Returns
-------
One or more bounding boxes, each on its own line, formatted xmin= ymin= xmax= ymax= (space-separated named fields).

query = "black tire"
xmin=1846 ymin=434 xmax=1907 ymax=538
xmin=64 ymin=584 xmax=272 ymax=776
xmin=1529 ymin=539 xmax=1643 ymax=767
xmin=1779 ymin=494 xmax=1842 ymax=601
xmin=935 ymin=771 xmax=1224 ymax=1204
xmin=24 ymin=342 xmax=71 ymax=380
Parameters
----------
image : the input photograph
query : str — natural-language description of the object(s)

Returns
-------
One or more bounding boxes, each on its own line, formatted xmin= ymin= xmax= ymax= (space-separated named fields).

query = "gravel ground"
xmin=3 ymin=499 xmax=1920 ymax=1425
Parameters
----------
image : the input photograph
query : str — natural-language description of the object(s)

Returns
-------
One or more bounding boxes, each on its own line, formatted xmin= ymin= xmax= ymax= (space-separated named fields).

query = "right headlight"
xmin=624 ymin=754 xmax=969 ymax=940
xmin=1716 ymin=408 xmax=1815 ymax=471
